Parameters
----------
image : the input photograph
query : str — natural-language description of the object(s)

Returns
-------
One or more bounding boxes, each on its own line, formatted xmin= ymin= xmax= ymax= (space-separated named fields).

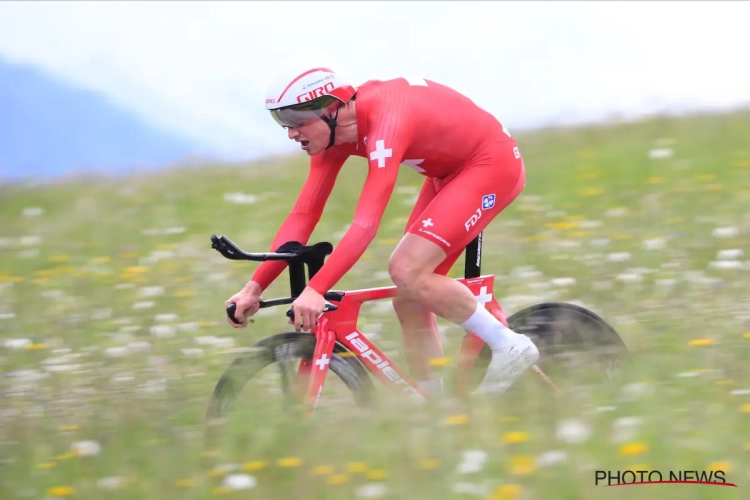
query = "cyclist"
xmin=225 ymin=66 xmax=539 ymax=396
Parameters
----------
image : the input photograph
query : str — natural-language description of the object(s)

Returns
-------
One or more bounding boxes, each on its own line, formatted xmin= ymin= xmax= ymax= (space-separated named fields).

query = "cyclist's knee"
xmin=390 ymin=239 xmax=440 ymax=287
xmin=388 ymin=257 xmax=425 ymax=297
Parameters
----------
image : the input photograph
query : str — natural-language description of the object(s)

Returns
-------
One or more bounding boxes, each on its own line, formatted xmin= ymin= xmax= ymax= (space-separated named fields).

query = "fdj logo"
xmin=482 ymin=194 xmax=496 ymax=210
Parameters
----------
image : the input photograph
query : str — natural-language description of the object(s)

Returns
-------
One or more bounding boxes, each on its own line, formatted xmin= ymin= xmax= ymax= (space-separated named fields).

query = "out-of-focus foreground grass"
xmin=1 ymin=110 xmax=750 ymax=500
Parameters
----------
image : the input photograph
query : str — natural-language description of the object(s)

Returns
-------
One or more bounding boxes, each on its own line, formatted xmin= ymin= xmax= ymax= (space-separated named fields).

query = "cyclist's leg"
xmin=398 ymin=247 xmax=466 ymax=396
xmin=388 ymin=139 xmax=537 ymax=394
xmin=392 ymin=177 xmax=453 ymax=395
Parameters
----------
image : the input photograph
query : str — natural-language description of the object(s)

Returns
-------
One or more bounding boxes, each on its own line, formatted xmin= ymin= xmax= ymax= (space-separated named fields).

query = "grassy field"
xmin=1 ymin=108 xmax=750 ymax=499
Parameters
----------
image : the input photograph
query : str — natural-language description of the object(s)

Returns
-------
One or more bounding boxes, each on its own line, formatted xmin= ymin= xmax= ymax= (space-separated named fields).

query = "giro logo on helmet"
xmin=296 ymin=82 xmax=336 ymax=103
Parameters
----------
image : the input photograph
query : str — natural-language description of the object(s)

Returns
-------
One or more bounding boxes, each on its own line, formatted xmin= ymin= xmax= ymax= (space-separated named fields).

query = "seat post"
xmin=463 ymin=232 xmax=483 ymax=279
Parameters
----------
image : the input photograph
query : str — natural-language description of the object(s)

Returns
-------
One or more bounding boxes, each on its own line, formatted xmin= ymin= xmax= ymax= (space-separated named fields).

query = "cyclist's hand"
xmin=290 ymin=287 xmax=325 ymax=332
xmin=224 ymin=282 xmax=262 ymax=328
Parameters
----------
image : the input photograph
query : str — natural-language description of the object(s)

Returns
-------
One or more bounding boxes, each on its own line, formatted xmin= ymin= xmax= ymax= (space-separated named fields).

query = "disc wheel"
xmin=469 ymin=302 xmax=629 ymax=392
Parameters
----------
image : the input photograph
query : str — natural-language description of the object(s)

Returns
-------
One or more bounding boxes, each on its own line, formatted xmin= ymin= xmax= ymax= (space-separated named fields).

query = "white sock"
xmin=417 ymin=377 xmax=444 ymax=397
xmin=460 ymin=303 xmax=516 ymax=350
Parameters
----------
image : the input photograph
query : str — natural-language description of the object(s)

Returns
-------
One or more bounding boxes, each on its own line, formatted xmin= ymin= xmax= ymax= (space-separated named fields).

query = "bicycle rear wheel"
xmin=205 ymin=332 xmax=375 ymax=432
xmin=469 ymin=302 xmax=629 ymax=392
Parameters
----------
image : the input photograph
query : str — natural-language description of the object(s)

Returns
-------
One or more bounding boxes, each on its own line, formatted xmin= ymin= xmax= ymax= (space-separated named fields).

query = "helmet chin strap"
xmin=321 ymin=109 xmax=340 ymax=150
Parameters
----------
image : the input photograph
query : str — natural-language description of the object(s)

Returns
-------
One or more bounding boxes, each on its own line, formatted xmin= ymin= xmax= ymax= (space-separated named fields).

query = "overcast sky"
xmin=1 ymin=1 xmax=748 ymax=161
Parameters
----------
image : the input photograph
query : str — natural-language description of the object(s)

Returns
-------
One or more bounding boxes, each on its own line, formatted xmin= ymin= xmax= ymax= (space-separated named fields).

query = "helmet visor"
xmin=270 ymin=95 xmax=341 ymax=128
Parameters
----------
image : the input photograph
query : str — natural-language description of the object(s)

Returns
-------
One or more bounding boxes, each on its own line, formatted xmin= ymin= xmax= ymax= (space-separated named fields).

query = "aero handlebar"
xmin=210 ymin=235 xmax=344 ymax=324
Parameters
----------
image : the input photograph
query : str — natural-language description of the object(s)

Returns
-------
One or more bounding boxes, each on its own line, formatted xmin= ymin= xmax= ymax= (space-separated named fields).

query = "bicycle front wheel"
xmin=205 ymin=332 xmax=376 ymax=428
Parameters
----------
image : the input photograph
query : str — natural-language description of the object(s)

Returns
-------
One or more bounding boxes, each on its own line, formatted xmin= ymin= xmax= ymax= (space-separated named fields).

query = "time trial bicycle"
xmin=204 ymin=232 xmax=628 ymax=425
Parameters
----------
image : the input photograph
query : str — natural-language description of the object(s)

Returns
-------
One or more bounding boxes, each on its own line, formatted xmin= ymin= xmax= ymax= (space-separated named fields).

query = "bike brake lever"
xmin=226 ymin=303 xmax=254 ymax=324
xmin=285 ymin=302 xmax=338 ymax=322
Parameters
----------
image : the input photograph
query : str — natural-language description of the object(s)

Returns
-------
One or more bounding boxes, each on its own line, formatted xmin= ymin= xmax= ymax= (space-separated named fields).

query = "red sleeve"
xmin=250 ymin=147 xmax=349 ymax=290
xmin=307 ymin=89 xmax=416 ymax=295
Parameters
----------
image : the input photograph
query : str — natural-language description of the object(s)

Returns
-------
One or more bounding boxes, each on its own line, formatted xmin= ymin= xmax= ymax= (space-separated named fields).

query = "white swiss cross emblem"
xmin=369 ymin=140 xmax=392 ymax=168
xmin=422 ymin=218 xmax=434 ymax=228
xmin=475 ymin=286 xmax=492 ymax=305
xmin=315 ymin=354 xmax=330 ymax=370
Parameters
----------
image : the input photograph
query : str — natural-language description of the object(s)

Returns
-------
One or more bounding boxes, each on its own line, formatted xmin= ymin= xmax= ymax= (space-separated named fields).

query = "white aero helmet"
xmin=265 ymin=67 xmax=357 ymax=149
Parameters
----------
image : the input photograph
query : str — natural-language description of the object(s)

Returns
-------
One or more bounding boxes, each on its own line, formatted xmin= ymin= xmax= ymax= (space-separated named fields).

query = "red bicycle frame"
xmin=296 ymin=274 xmax=558 ymax=415
xmin=212 ymin=232 xmax=559 ymax=416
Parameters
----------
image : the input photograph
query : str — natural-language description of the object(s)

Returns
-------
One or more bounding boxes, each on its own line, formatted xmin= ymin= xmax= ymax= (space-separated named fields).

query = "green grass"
xmin=1 ymin=108 xmax=750 ymax=499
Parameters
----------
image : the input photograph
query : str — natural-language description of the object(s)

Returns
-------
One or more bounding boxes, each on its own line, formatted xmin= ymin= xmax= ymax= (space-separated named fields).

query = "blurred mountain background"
xmin=1 ymin=2 xmax=748 ymax=183
xmin=0 ymin=57 xmax=202 ymax=181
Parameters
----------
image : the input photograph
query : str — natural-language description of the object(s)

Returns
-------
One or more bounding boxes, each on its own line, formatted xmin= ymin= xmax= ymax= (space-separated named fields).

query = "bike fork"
xmin=302 ymin=319 xmax=336 ymax=416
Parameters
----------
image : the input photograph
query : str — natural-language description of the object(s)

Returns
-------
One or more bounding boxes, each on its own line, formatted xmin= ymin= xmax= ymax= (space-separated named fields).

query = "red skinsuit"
xmin=252 ymin=77 xmax=526 ymax=295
